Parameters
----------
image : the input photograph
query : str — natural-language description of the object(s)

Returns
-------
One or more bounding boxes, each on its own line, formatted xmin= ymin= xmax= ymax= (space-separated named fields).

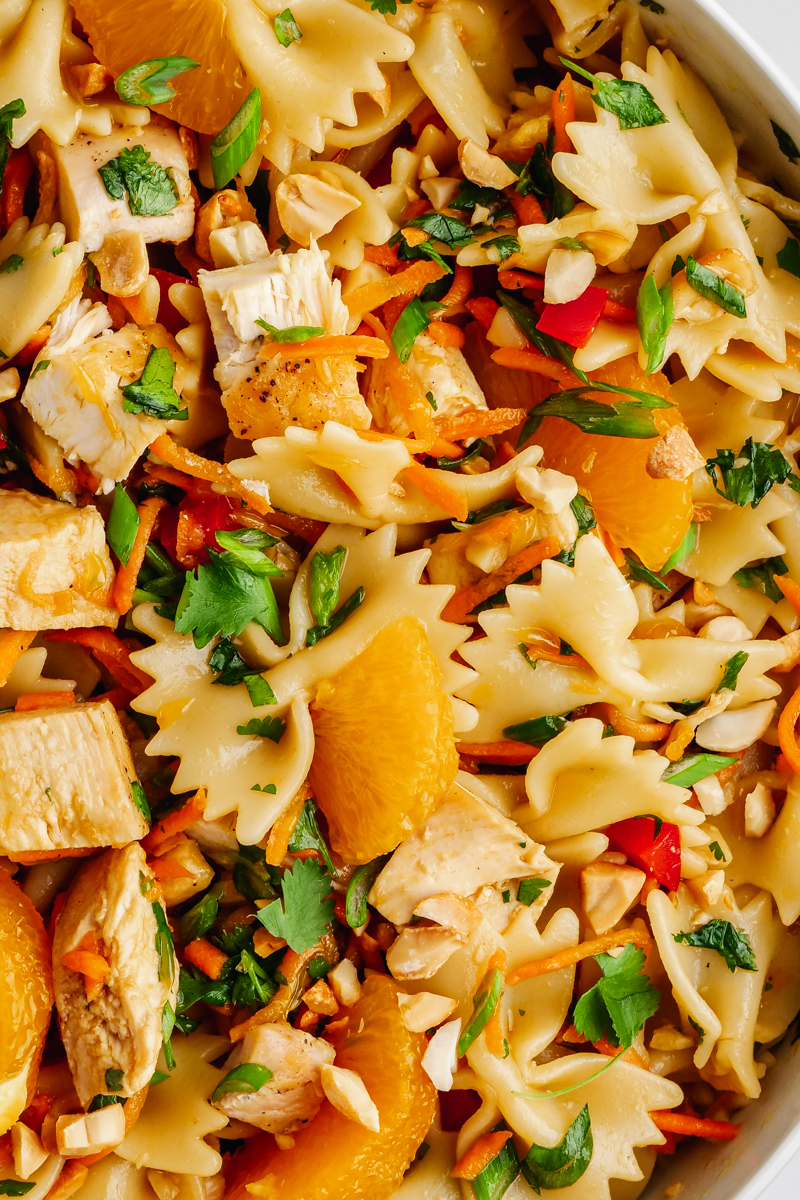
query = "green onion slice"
xmin=210 ymin=88 xmax=261 ymax=190
xmin=345 ymin=854 xmax=391 ymax=929
xmin=211 ymin=1062 xmax=272 ymax=1102
xmin=458 ymin=967 xmax=503 ymax=1057
xmin=116 ymin=57 xmax=199 ymax=106
xmin=107 ymin=484 xmax=140 ymax=566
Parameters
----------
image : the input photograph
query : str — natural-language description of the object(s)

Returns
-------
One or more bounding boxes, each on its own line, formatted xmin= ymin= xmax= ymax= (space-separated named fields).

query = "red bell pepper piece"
xmin=606 ymin=816 xmax=681 ymax=891
xmin=160 ymin=495 xmax=241 ymax=565
xmin=537 ymin=284 xmax=610 ymax=348
xmin=150 ymin=268 xmax=195 ymax=336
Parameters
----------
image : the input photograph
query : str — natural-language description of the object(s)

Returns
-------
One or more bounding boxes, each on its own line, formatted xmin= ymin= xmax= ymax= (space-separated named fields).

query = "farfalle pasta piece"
xmin=225 ymin=0 xmax=414 ymax=173
xmin=671 ymin=370 xmax=785 ymax=459
xmin=535 ymin=0 xmax=649 ymax=67
xmin=73 ymin=1155 xmax=160 ymax=1200
xmin=515 ymin=205 xmax=638 ymax=272
xmin=523 ymin=719 xmax=702 ymax=843
xmin=715 ymin=777 xmax=800 ymax=926
xmin=0 ymin=219 xmax=83 ymax=359
xmin=680 ymin=487 xmax=791 ymax=588
xmin=648 ymin=885 xmax=778 ymax=1097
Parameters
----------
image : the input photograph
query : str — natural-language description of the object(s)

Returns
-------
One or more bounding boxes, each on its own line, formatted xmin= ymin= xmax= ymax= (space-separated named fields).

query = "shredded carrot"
xmin=466 ymin=297 xmax=500 ymax=330
xmin=510 ymin=193 xmax=546 ymax=226
xmin=441 ymin=264 xmax=473 ymax=309
xmin=15 ymin=690 xmax=75 ymax=712
xmin=403 ymin=197 xmax=432 ymax=222
xmin=776 ymin=752 xmax=794 ymax=782
xmin=427 ymin=320 xmax=466 ymax=349
xmin=551 ymin=73 xmax=575 ymax=154
xmin=363 ymin=243 xmax=399 ymax=268
xmin=402 ymin=461 xmax=469 ymax=521
xmin=491 ymin=345 xmax=581 ymax=387
xmin=260 ymin=510 xmax=328 ymax=544
xmin=498 ymin=269 xmax=544 ymax=292
xmin=487 ymin=948 xmax=507 ymax=976
xmin=149 ymin=434 xmax=271 ymax=516
xmin=597 ymin=524 xmax=627 ymax=569
xmin=184 ymin=938 xmax=229 ymax=981
xmin=381 ymin=293 xmax=408 ymax=333
xmin=436 ymin=407 xmax=528 ymax=443
xmin=775 ymin=573 xmax=800 ymax=616
xmin=9 ymin=848 xmax=94 ymax=866
xmin=778 ymin=679 xmax=800 ymax=776
xmin=451 ymin=1131 xmax=514 ymax=1180
xmin=649 ymin=1112 xmax=739 ymax=1141
xmin=442 ymin=535 xmax=561 ymax=624
xmin=142 ymin=790 xmax=207 ymax=853
xmin=46 ymin=628 xmax=153 ymax=696
xmin=62 ymin=932 xmax=110 ymax=1002
xmin=603 ymin=298 xmax=637 ymax=322
xmin=265 ymin=787 xmax=308 ymax=867
xmin=261 ymin=335 xmax=389 ymax=361
xmin=471 ymin=510 xmax=524 ymax=546
xmin=506 ymin=927 xmax=651 ymax=986
xmin=591 ymin=703 xmax=670 ymax=743
xmin=522 ymin=643 xmax=590 ymax=669
xmin=0 ymin=630 xmax=36 ymax=688
xmin=344 ymin=260 xmax=447 ymax=316
xmin=111 ymin=496 xmax=168 ymax=615
xmin=594 ymin=1036 xmax=649 ymax=1071
xmin=143 ymin=461 xmax=196 ymax=492
xmin=148 ymin=857 xmax=193 ymax=881
xmin=119 ymin=290 xmax=152 ymax=326
xmin=457 ymin=740 xmax=540 ymax=762
xmin=0 ymin=150 xmax=33 ymax=232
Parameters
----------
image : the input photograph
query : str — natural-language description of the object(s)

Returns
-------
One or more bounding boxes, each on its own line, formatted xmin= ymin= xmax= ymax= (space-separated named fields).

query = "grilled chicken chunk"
xmin=368 ymin=332 xmax=488 ymax=432
xmin=212 ymin=1024 xmax=335 ymax=1134
xmin=0 ymin=489 xmax=116 ymax=630
xmin=52 ymin=844 xmax=178 ymax=1108
xmin=0 ymin=699 xmax=148 ymax=855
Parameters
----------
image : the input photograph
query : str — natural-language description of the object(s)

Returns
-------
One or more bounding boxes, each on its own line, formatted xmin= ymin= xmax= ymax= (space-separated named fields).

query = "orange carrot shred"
xmin=148 ymin=857 xmax=194 ymax=881
xmin=435 ymin=407 xmax=527 ymax=443
xmin=149 ymin=435 xmax=271 ymax=516
xmin=466 ymin=297 xmax=500 ymax=330
xmin=442 ymin=535 xmax=561 ymax=624
xmin=510 ymin=193 xmax=546 ymax=226
xmin=551 ymin=73 xmax=575 ymax=154
xmin=491 ymin=345 xmax=581 ymax=386
xmin=15 ymin=690 xmax=75 ymax=712
xmin=0 ymin=630 xmax=36 ymax=688
xmin=440 ymin=264 xmax=473 ymax=309
xmin=142 ymin=790 xmax=206 ymax=852
xmin=649 ymin=1112 xmax=739 ymax=1141
xmin=112 ymin=496 xmax=168 ymax=616
xmin=778 ymin=679 xmax=800 ymax=776
xmin=775 ymin=573 xmax=800 ymax=615
xmin=427 ymin=320 xmax=465 ymax=349
xmin=46 ymin=628 xmax=152 ymax=696
xmin=452 ymin=1131 xmax=514 ymax=1180
xmin=507 ymin=927 xmax=651 ymax=986
xmin=265 ymin=787 xmax=308 ymax=866
xmin=261 ymin=335 xmax=389 ymax=361
xmin=344 ymin=260 xmax=447 ymax=316
xmin=402 ymin=461 xmax=469 ymax=521
xmin=184 ymin=938 xmax=229 ymax=981
xmin=457 ymin=740 xmax=540 ymax=762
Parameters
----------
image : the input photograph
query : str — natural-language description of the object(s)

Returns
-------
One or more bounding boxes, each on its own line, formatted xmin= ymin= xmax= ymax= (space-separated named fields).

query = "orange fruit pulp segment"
xmin=0 ymin=868 xmax=53 ymax=1135
xmin=224 ymin=975 xmax=437 ymax=1200
xmin=308 ymin=616 xmax=459 ymax=864
xmin=532 ymin=356 xmax=693 ymax=571
xmin=71 ymin=0 xmax=248 ymax=135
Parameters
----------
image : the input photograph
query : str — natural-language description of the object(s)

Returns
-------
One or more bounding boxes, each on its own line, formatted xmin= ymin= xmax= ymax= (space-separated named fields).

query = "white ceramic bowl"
xmin=634 ymin=2 xmax=800 ymax=1197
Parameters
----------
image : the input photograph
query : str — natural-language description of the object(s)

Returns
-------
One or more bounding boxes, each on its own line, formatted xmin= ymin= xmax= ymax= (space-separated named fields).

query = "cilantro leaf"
xmin=512 ymin=138 xmax=574 ymax=218
xmin=87 ymin=1094 xmax=126 ymax=1112
xmin=256 ymin=857 xmax=335 ymax=952
xmin=573 ymin=943 xmax=661 ymax=1048
xmin=772 ymin=120 xmax=800 ymax=163
xmin=640 ymin=0 xmax=665 ymax=11
xmin=709 ymin=841 xmax=726 ymax=862
xmin=215 ymin=528 xmax=281 ymax=573
xmin=636 ymin=273 xmax=673 ymax=374
xmin=105 ymin=1068 xmax=125 ymax=1092
xmin=0 ymin=98 xmax=25 ymax=195
xmin=180 ymin=892 xmax=219 ymax=944
xmin=0 ymin=1183 xmax=36 ymax=1196
xmin=116 ymin=56 xmax=199 ymax=106
xmin=175 ymin=549 xmax=284 ymax=648
xmin=121 ymin=346 xmax=187 ymax=420
xmin=719 ymin=650 xmax=748 ymax=692
xmin=705 ymin=438 xmax=800 ymax=508
xmin=98 ymin=145 xmax=178 ymax=217
xmin=777 ymin=237 xmax=800 ymax=280
xmin=733 ymin=555 xmax=788 ymax=602
xmin=236 ymin=715 xmax=285 ymax=741
xmin=402 ymin=210 xmax=475 ymax=249
xmin=256 ymin=320 xmax=325 ymax=342
xmin=309 ymin=545 xmax=347 ymax=628
xmin=685 ymin=255 xmax=746 ymax=318
xmin=232 ymin=844 xmax=279 ymax=903
xmin=209 ymin=636 xmax=277 ymax=707
xmin=563 ymin=58 xmax=668 ymax=130
xmin=674 ymin=919 xmax=757 ymax=972
xmin=368 ymin=0 xmax=413 ymax=12
xmin=522 ymin=1105 xmax=593 ymax=1192
xmin=553 ymin=495 xmax=596 ymax=566
xmin=484 ymin=234 xmax=521 ymax=262
xmin=288 ymin=799 xmax=337 ymax=876
xmin=517 ymin=878 xmax=551 ymax=906
xmin=450 ymin=179 xmax=506 ymax=213
xmin=0 ymin=253 xmax=23 ymax=274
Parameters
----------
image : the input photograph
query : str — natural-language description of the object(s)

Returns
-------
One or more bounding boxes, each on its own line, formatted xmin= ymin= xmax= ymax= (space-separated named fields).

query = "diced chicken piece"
xmin=0 ymin=489 xmax=116 ymax=630
xmin=11 ymin=1122 xmax=48 ymax=1179
xmin=397 ymin=991 xmax=458 ymax=1034
xmin=56 ymin=1104 xmax=127 ymax=1156
xmin=744 ymin=782 xmax=776 ymax=838
xmin=327 ymin=958 xmax=361 ymax=1008
xmin=579 ymin=863 xmax=646 ymax=935
xmin=276 ymin=173 xmax=361 ymax=246
xmin=21 ymin=299 xmax=189 ymax=492
xmin=646 ymin=425 xmax=706 ymax=481
xmin=52 ymin=844 xmax=179 ymax=1108
xmin=0 ymin=699 xmax=148 ymax=855
xmin=413 ymin=893 xmax=482 ymax=936
xmin=370 ymin=781 xmax=555 ymax=925
xmin=369 ymin=332 xmax=488 ymax=429
xmin=319 ymin=1064 xmax=380 ymax=1132
xmin=52 ymin=116 xmax=194 ymax=253
xmin=212 ymin=1024 xmax=335 ymax=1135
xmin=198 ymin=243 xmax=370 ymax=440
xmin=153 ymin=837 xmax=214 ymax=907
xmin=697 ymin=616 xmax=752 ymax=641
xmin=386 ymin=926 xmax=466 ymax=981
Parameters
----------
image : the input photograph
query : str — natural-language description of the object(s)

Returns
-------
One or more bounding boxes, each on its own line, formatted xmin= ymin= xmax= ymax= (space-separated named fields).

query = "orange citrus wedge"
xmin=71 ymin=0 xmax=248 ymax=134
xmin=0 ymin=868 xmax=53 ymax=1135
xmin=224 ymin=975 xmax=436 ymax=1200
xmin=533 ymin=356 xmax=693 ymax=570
xmin=309 ymin=617 xmax=458 ymax=864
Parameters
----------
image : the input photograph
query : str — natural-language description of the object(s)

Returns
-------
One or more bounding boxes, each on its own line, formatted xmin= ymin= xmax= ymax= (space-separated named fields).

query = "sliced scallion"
xmin=116 ymin=57 xmax=199 ymax=106
xmin=211 ymin=1062 xmax=272 ymax=1102
xmin=210 ymin=88 xmax=261 ymax=190
xmin=107 ymin=484 xmax=140 ymax=566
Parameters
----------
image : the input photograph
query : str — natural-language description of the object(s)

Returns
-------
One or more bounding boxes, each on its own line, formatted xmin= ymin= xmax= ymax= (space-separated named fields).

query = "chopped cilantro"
xmin=251 ymin=782 xmax=277 ymax=793
xmin=563 ymin=58 xmax=668 ymax=129
xmin=236 ymin=715 xmax=286 ymax=741
xmin=209 ymin=636 xmax=277 ymax=707
xmin=0 ymin=98 xmax=25 ymax=195
xmin=705 ymin=438 xmax=800 ymax=508
xmin=573 ymin=943 xmax=661 ymax=1048
xmin=733 ymin=556 xmax=789 ymax=602
xmin=522 ymin=1105 xmax=593 ymax=1192
xmin=180 ymin=892 xmax=219 ymax=944
xmin=777 ymin=237 xmax=800 ymax=280
xmin=624 ymin=552 xmax=670 ymax=592
xmin=640 ymin=0 xmax=665 ymax=11
xmin=175 ymin=538 xmax=284 ymax=649
xmin=688 ymin=1015 xmax=705 ymax=1043
xmin=674 ymin=919 xmax=757 ymax=972
xmin=771 ymin=120 xmax=800 ymax=163
xmin=105 ymin=1068 xmax=125 ymax=1092
xmin=517 ymin=878 xmax=551 ymax=906
xmin=257 ymin=857 xmax=335 ymax=952
xmin=484 ymin=234 xmax=521 ymax=262
xmin=0 ymin=254 xmax=23 ymax=274
xmin=708 ymin=841 xmax=726 ymax=862
xmin=121 ymin=346 xmax=187 ymax=420
xmin=719 ymin=650 xmax=748 ymax=692
xmin=288 ymin=799 xmax=337 ymax=876
xmin=98 ymin=145 xmax=178 ymax=217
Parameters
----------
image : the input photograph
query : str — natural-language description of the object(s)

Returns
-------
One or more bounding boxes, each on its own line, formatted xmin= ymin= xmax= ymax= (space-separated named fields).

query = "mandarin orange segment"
xmin=309 ymin=617 xmax=458 ymax=864
xmin=224 ymin=976 xmax=437 ymax=1200
xmin=0 ymin=869 xmax=53 ymax=1135
xmin=533 ymin=356 xmax=693 ymax=570
xmin=71 ymin=0 xmax=248 ymax=135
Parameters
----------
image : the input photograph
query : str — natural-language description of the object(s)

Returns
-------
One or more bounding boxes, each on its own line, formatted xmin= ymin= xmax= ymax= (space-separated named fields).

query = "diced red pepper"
xmin=537 ymin=284 xmax=610 ymax=348
xmin=150 ymin=268 xmax=195 ymax=336
xmin=606 ymin=816 xmax=681 ymax=891
xmin=160 ymin=495 xmax=241 ymax=565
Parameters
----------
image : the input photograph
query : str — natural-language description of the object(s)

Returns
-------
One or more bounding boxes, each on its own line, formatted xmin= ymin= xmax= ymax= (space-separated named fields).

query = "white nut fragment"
xmin=649 ymin=1025 xmax=695 ymax=1052
xmin=327 ymin=959 xmax=361 ymax=1008
xmin=580 ymin=862 xmax=646 ymax=934
xmin=695 ymin=700 xmax=776 ymax=753
xmin=276 ymin=173 xmax=361 ymax=246
xmin=385 ymin=926 xmax=466 ymax=981
xmin=421 ymin=1018 xmax=461 ymax=1091
xmin=543 ymin=247 xmax=596 ymax=304
xmin=11 ymin=1121 xmax=48 ymax=1179
xmin=646 ymin=425 xmax=705 ymax=481
xmin=421 ymin=176 xmax=461 ymax=210
xmin=412 ymin=893 xmax=482 ymax=936
xmin=693 ymin=773 xmax=728 ymax=817
xmin=688 ymin=869 xmax=726 ymax=907
xmin=697 ymin=616 xmax=752 ymax=642
xmin=398 ymin=991 xmax=458 ymax=1034
xmin=56 ymin=1103 xmax=127 ymax=1156
xmin=208 ymin=221 xmax=270 ymax=269
xmin=319 ymin=1064 xmax=380 ymax=1133
xmin=744 ymin=782 xmax=776 ymax=839
xmin=516 ymin=466 xmax=578 ymax=515
xmin=486 ymin=305 xmax=528 ymax=348
xmin=457 ymin=138 xmax=518 ymax=189
xmin=88 ymin=230 xmax=150 ymax=297
xmin=0 ymin=367 xmax=20 ymax=401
